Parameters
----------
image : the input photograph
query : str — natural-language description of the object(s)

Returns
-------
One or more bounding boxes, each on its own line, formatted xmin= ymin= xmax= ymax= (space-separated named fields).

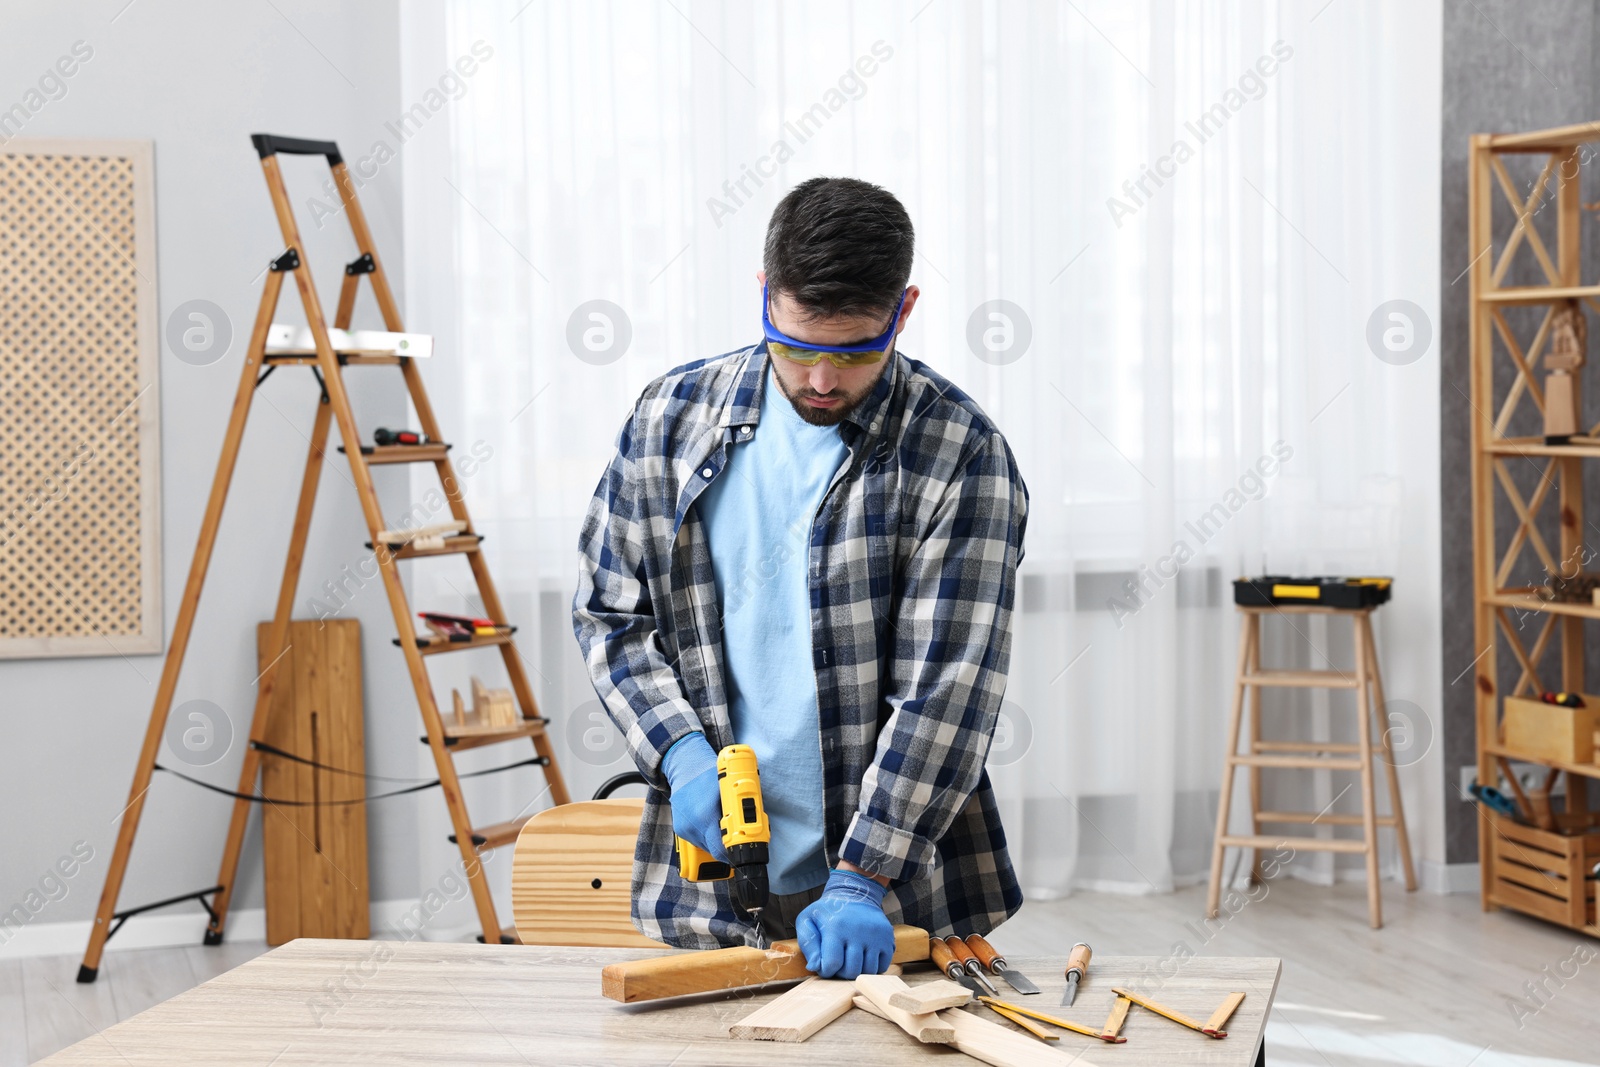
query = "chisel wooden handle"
xmin=929 ymin=937 xmax=965 ymax=979
xmin=964 ymin=933 xmax=1004 ymax=971
xmin=944 ymin=935 xmax=980 ymax=970
xmin=1065 ymin=942 xmax=1092 ymax=980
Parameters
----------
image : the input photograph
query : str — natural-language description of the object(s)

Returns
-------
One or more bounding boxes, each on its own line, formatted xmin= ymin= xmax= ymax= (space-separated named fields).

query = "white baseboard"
xmin=0 ymin=899 xmax=425 ymax=961
xmin=1419 ymin=860 xmax=1479 ymax=894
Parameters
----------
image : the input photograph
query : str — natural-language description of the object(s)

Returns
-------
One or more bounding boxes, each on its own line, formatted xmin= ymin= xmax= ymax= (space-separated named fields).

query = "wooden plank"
xmin=885 ymin=976 xmax=972 ymax=1013
xmin=258 ymin=620 xmax=369 ymax=945
xmin=730 ymin=976 xmax=856 ymax=1042
xmin=853 ymin=975 xmax=954 ymax=1043
xmin=728 ymin=964 xmax=902 ymax=1042
xmin=599 ymin=924 xmax=929 ymax=1003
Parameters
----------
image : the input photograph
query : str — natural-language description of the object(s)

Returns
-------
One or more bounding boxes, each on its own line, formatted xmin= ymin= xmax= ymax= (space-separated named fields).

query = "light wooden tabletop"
xmin=39 ymin=940 xmax=1280 ymax=1066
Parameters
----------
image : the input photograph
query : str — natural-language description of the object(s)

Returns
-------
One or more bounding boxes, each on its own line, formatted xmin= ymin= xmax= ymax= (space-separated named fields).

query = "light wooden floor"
xmin=4 ymin=880 xmax=1593 ymax=1065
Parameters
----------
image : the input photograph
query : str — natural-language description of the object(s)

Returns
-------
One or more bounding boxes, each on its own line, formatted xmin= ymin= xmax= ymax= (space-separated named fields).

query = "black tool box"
xmin=1233 ymin=576 xmax=1392 ymax=609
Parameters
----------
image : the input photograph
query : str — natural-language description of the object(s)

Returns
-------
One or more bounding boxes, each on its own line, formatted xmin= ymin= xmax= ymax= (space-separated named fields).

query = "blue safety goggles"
xmin=762 ymin=283 xmax=906 ymax=368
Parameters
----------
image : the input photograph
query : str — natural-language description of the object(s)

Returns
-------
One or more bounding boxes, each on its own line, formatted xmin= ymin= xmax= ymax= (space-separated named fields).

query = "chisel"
xmin=928 ymin=938 xmax=985 ymax=997
xmin=944 ymin=935 xmax=999 ymax=996
xmin=964 ymin=933 xmax=1041 ymax=995
xmin=1061 ymin=942 xmax=1092 ymax=1006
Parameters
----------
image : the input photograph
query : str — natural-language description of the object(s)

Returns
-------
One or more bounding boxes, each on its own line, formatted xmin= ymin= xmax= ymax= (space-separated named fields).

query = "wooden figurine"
xmin=472 ymin=676 xmax=517 ymax=727
xmin=1543 ymin=300 xmax=1585 ymax=444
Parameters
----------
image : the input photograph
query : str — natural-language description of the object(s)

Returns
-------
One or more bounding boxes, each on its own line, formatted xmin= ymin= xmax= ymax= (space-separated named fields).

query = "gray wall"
xmin=0 ymin=2 xmax=416 ymax=932
xmin=1440 ymin=0 xmax=1600 ymax=863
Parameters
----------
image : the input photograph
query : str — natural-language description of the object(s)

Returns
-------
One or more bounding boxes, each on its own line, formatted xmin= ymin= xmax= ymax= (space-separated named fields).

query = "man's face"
xmin=761 ymin=273 xmax=919 ymax=427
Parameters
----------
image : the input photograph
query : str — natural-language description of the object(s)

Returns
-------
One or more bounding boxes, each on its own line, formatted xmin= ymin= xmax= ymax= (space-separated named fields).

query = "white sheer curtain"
xmin=399 ymin=0 xmax=1441 ymax=925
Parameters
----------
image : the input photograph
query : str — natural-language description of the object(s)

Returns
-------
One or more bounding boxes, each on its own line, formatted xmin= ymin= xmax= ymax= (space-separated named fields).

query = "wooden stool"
xmin=1205 ymin=604 xmax=1417 ymax=928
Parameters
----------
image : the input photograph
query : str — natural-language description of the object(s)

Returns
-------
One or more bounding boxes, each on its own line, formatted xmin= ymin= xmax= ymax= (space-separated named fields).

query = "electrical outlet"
xmin=1459 ymin=765 xmax=1479 ymax=799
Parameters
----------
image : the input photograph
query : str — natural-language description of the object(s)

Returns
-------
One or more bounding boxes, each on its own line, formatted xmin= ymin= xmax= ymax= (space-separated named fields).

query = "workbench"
xmin=38 ymin=940 xmax=1281 ymax=1065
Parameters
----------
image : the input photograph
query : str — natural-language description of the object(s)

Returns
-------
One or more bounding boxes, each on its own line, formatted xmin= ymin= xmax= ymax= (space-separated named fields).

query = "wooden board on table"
xmin=257 ymin=619 xmax=369 ymax=946
xmin=853 ymin=994 xmax=1079 ymax=1066
xmin=600 ymin=923 xmax=928 ymax=1003
xmin=853 ymin=976 xmax=954 ymax=1043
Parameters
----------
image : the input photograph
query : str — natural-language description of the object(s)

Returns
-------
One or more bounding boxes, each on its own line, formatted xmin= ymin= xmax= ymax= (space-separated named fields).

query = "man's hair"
xmin=763 ymin=177 xmax=914 ymax=322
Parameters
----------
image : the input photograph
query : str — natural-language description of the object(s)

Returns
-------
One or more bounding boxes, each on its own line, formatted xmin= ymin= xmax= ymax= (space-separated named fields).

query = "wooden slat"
xmin=729 ymin=976 xmax=858 ymax=1042
xmin=853 ymin=976 xmax=954 ymax=1043
xmin=440 ymin=717 xmax=548 ymax=752
xmin=1479 ymin=284 xmax=1600 ymax=305
xmin=402 ymin=632 xmax=515 ymax=656
xmin=1227 ymin=754 xmax=1364 ymax=771
xmin=343 ymin=443 xmax=451 ymax=465
xmin=453 ymin=815 xmax=532 ymax=852
xmin=1217 ymin=834 xmax=1368 ymax=854
xmin=853 ymin=994 xmax=1075 ymax=1066
xmin=1252 ymin=740 xmax=1361 ymax=753
xmin=600 ymin=925 xmax=930 ymax=1003
xmin=1255 ymin=810 xmax=1399 ymax=826
xmin=383 ymin=535 xmax=482 ymax=560
xmin=1239 ymin=670 xmax=1358 ymax=689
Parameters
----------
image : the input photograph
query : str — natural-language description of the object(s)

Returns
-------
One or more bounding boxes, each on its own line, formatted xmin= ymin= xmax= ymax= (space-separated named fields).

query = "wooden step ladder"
xmin=77 ymin=134 xmax=569 ymax=981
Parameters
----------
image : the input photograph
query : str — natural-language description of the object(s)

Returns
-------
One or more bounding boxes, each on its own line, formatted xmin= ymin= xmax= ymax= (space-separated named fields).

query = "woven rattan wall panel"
xmin=0 ymin=140 xmax=160 ymax=657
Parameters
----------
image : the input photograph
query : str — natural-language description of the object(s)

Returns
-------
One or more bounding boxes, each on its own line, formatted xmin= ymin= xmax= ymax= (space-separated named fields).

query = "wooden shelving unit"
xmin=1469 ymin=122 xmax=1600 ymax=938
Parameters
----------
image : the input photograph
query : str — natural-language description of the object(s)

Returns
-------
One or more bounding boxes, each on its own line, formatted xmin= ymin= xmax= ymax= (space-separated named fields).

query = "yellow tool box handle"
xmin=1271 ymin=583 xmax=1322 ymax=599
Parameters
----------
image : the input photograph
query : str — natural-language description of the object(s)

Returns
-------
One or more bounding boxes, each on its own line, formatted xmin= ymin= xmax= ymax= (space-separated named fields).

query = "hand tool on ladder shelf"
xmin=375 ymin=427 xmax=428 ymax=446
xmin=963 ymin=933 xmax=1041 ymax=994
xmin=73 ymin=133 xmax=571 ymax=981
xmin=675 ymin=744 xmax=771 ymax=945
xmin=929 ymin=938 xmax=985 ymax=997
xmin=1061 ymin=942 xmax=1091 ymax=1005
xmin=943 ymin=935 xmax=999 ymax=995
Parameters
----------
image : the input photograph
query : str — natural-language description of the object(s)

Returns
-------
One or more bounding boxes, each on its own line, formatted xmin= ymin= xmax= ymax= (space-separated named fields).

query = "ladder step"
xmin=430 ymin=718 xmax=550 ymax=752
xmin=1253 ymin=740 xmax=1363 ymax=754
xmin=450 ymin=815 xmax=532 ymax=852
xmin=1240 ymin=670 xmax=1359 ymax=689
xmin=338 ymin=443 xmax=452 ymax=465
xmin=1255 ymin=810 xmax=1400 ymax=827
xmin=396 ymin=632 xmax=515 ymax=655
xmin=1217 ymin=833 xmax=1369 ymax=854
xmin=1227 ymin=753 xmax=1364 ymax=770
xmin=368 ymin=534 xmax=483 ymax=560
xmin=263 ymin=351 xmax=403 ymax=366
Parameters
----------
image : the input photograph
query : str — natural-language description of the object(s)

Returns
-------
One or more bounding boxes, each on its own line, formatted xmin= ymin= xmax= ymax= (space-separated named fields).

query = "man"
xmin=573 ymin=177 xmax=1027 ymax=980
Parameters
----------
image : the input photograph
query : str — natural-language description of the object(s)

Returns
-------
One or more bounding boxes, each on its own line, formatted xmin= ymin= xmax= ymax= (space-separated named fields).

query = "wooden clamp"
xmin=601 ymin=924 xmax=928 ymax=1003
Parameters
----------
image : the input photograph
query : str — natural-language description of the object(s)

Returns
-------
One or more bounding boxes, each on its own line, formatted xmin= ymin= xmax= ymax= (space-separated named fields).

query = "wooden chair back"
xmin=510 ymin=797 xmax=664 ymax=948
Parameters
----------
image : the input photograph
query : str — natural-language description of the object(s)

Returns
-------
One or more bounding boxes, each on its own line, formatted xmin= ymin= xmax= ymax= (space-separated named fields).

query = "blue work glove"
xmin=662 ymin=733 xmax=729 ymax=865
xmin=795 ymin=868 xmax=895 ymax=980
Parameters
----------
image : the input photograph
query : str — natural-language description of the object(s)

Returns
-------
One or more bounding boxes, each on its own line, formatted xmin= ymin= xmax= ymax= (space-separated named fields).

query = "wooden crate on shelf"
xmin=1502 ymin=695 xmax=1599 ymax=764
xmin=1488 ymin=814 xmax=1599 ymax=930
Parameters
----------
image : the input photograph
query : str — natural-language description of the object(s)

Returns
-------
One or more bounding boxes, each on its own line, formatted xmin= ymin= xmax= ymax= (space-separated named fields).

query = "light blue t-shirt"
xmin=694 ymin=364 xmax=849 ymax=895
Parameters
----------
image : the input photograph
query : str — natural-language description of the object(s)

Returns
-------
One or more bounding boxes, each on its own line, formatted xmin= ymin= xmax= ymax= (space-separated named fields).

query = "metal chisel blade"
xmin=997 ymin=966 xmax=1041 ymax=996
xmin=1062 ymin=974 xmax=1081 ymax=1006
xmin=951 ymin=970 xmax=986 ymax=997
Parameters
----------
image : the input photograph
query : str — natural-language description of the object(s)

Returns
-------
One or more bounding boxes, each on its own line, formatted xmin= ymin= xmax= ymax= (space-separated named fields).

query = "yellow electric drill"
xmin=675 ymin=744 xmax=771 ymax=927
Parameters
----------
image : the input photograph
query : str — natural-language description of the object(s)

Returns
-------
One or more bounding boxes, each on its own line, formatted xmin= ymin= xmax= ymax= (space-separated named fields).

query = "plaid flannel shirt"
xmin=572 ymin=342 xmax=1027 ymax=949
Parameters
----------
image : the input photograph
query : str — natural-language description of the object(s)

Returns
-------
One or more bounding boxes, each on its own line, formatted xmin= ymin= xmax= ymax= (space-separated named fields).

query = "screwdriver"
xmin=1061 ymin=942 xmax=1092 ymax=1006
xmin=929 ymin=938 xmax=985 ymax=997
xmin=963 ymin=933 xmax=1041 ymax=995
xmin=944 ymin=935 xmax=999 ymax=996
